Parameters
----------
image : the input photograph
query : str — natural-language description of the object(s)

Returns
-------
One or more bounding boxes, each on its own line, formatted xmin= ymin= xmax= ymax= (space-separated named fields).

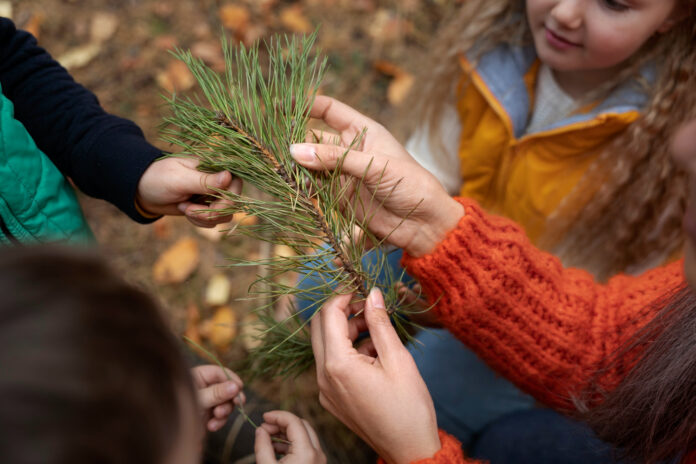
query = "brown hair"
xmin=577 ymin=286 xmax=696 ymax=463
xmin=0 ymin=246 xmax=195 ymax=464
xmin=410 ymin=0 xmax=696 ymax=280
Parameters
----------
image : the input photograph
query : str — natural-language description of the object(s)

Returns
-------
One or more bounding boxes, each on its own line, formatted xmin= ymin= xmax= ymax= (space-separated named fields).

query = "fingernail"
xmin=227 ymin=383 xmax=239 ymax=395
xmin=177 ymin=202 xmax=189 ymax=213
xmin=215 ymin=171 xmax=228 ymax=185
xmin=368 ymin=288 xmax=385 ymax=309
xmin=289 ymin=144 xmax=316 ymax=163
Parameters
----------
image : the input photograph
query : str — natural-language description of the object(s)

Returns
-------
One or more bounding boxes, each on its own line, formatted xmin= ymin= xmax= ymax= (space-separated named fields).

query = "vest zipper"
xmin=0 ymin=215 xmax=20 ymax=245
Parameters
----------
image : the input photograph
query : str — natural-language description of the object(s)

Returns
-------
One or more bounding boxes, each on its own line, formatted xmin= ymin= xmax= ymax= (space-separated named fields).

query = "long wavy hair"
xmin=576 ymin=285 xmax=696 ymax=463
xmin=410 ymin=0 xmax=696 ymax=281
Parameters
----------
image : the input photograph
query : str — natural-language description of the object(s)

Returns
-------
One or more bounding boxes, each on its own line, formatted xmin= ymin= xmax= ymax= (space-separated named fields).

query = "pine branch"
xmin=162 ymin=31 xmax=421 ymax=379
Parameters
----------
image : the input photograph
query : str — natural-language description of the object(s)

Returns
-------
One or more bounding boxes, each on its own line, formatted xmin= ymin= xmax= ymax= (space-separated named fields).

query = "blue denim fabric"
xmin=470 ymin=409 xmax=625 ymax=464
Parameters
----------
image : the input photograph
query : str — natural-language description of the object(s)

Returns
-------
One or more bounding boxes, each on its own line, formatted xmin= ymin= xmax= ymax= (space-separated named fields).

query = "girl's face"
xmin=672 ymin=121 xmax=696 ymax=289
xmin=526 ymin=0 xmax=677 ymax=72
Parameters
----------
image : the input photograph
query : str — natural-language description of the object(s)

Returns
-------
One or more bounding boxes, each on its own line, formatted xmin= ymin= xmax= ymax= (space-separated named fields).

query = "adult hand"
xmin=312 ymin=288 xmax=441 ymax=464
xmin=290 ymin=96 xmax=464 ymax=257
xmin=254 ymin=410 xmax=326 ymax=463
xmin=136 ymin=157 xmax=241 ymax=228
xmin=191 ymin=365 xmax=245 ymax=432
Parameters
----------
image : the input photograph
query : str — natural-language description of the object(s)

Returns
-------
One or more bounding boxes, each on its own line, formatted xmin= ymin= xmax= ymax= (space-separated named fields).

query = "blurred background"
xmin=6 ymin=0 xmax=458 ymax=461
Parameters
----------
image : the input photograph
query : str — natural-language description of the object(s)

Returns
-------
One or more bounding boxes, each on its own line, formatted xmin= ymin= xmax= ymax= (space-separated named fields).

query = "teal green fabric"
xmin=0 ymin=85 xmax=93 ymax=244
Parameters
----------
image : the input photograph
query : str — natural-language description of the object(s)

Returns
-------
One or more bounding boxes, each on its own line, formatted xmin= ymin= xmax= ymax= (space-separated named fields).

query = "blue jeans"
xmin=296 ymin=247 xmax=536 ymax=447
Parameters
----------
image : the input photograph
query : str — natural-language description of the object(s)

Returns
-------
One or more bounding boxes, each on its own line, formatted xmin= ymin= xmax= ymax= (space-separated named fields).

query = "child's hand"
xmin=137 ymin=157 xmax=242 ymax=228
xmin=191 ymin=365 xmax=245 ymax=432
xmin=254 ymin=411 xmax=326 ymax=464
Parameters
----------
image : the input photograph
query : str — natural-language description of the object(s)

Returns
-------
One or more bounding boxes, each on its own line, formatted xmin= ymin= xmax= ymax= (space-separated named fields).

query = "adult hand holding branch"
xmin=311 ymin=288 xmax=441 ymax=463
xmin=289 ymin=96 xmax=464 ymax=258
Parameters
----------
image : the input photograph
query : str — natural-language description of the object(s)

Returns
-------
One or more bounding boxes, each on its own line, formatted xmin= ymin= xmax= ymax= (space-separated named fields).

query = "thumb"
xmin=254 ymin=427 xmax=278 ymax=464
xmin=364 ymin=288 xmax=403 ymax=366
xmin=290 ymin=143 xmax=385 ymax=181
xmin=197 ymin=381 xmax=239 ymax=409
xmin=177 ymin=168 xmax=232 ymax=196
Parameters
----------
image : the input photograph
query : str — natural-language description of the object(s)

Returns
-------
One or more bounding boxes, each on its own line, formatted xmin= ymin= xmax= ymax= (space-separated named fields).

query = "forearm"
xmin=0 ymin=18 xmax=161 ymax=221
xmin=402 ymin=197 xmax=684 ymax=409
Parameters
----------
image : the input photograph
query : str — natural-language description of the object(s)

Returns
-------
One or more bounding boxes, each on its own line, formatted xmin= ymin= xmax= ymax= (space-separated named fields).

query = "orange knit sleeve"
xmin=402 ymin=198 xmax=685 ymax=410
xmin=377 ymin=430 xmax=480 ymax=464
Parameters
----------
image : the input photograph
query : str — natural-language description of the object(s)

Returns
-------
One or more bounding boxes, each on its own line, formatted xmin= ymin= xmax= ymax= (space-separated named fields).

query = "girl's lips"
xmin=544 ymin=27 xmax=581 ymax=50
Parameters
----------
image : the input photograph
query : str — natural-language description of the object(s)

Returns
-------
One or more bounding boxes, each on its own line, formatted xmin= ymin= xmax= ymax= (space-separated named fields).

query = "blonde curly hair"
xmin=411 ymin=0 xmax=696 ymax=281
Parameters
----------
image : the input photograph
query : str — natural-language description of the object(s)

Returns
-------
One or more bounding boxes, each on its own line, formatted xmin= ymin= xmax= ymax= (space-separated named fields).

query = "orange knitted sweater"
xmin=396 ymin=198 xmax=686 ymax=464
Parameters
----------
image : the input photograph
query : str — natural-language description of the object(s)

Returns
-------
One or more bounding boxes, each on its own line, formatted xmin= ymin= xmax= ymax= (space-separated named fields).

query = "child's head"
xmin=412 ymin=0 xmax=696 ymax=279
xmin=0 ymin=246 xmax=201 ymax=464
xmin=527 ymin=0 xmax=678 ymax=74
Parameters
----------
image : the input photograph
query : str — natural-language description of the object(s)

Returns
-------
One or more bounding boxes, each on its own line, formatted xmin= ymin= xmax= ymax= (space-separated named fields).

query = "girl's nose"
xmin=550 ymin=0 xmax=584 ymax=30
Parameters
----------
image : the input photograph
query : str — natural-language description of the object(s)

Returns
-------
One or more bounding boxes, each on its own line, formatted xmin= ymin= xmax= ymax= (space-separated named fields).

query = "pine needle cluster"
xmin=162 ymin=32 xmax=424 ymax=378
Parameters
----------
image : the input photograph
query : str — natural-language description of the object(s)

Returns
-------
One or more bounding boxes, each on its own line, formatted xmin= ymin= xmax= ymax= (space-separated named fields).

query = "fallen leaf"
xmin=91 ymin=12 xmax=119 ymax=43
xmin=57 ymin=43 xmax=102 ymax=70
xmin=191 ymin=41 xmax=225 ymax=72
xmin=23 ymin=13 xmax=45 ymax=39
xmin=184 ymin=303 xmax=202 ymax=344
xmin=280 ymin=5 xmax=312 ymax=34
xmin=388 ymin=72 xmax=415 ymax=106
xmin=240 ymin=314 xmax=263 ymax=351
xmin=274 ymin=245 xmax=295 ymax=258
xmin=219 ymin=4 xmax=250 ymax=32
xmin=374 ymin=60 xmax=415 ymax=106
xmin=233 ymin=212 xmax=258 ymax=226
xmin=0 ymin=1 xmax=13 ymax=19
xmin=373 ymin=59 xmax=403 ymax=77
xmin=153 ymin=34 xmax=178 ymax=51
xmin=152 ymin=216 xmax=172 ymax=240
xmin=205 ymin=273 xmax=231 ymax=306
xmin=157 ymin=60 xmax=196 ymax=93
xmin=368 ymin=9 xmax=411 ymax=43
xmin=208 ymin=306 xmax=237 ymax=349
xmin=152 ymin=237 xmax=200 ymax=284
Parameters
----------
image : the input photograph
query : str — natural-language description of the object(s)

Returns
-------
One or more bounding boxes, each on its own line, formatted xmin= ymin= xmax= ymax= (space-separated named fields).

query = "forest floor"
xmin=8 ymin=0 xmax=455 ymax=461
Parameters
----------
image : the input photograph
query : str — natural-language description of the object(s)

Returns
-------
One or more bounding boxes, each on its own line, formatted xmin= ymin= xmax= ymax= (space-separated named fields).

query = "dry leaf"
xmin=152 ymin=237 xmax=200 ymax=284
xmin=153 ymin=35 xmax=179 ymax=50
xmin=191 ymin=41 xmax=225 ymax=70
xmin=57 ymin=43 xmax=102 ymax=70
xmin=280 ymin=5 xmax=312 ymax=34
xmin=208 ymin=306 xmax=237 ymax=349
xmin=240 ymin=313 xmax=263 ymax=351
xmin=373 ymin=59 xmax=403 ymax=77
xmin=274 ymin=245 xmax=295 ymax=258
xmin=157 ymin=60 xmax=196 ymax=93
xmin=0 ymin=1 xmax=13 ymax=19
xmin=368 ymin=9 xmax=410 ymax=42
xmin=388 ymin=72 xmax=414 ymax=105
xmin=23 ymin=13 xmax=45 ymax=39
xmin=219 ymin=4 xmax=250 ymax=32
xmin=91 ymin=12 xmax=119 ymax=43
xmin=233 ymin=212 xmax=258 ymax=226
xmin=184 ymin=303 xmax=202 ymax=344
xmin=205 ymin=273 xmax=231 ymax=306
xmin=152 ymin=216 xmax=173 ymax=240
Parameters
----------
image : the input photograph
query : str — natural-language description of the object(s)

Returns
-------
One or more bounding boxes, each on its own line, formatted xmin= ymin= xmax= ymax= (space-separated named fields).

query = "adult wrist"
xmin=407 ymin=198 xmax=465 ymax=257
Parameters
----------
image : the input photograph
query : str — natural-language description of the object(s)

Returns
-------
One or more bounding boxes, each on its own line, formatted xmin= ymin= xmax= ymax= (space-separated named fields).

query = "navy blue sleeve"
xmin=0 ymin=17 xmax=162 ymax=223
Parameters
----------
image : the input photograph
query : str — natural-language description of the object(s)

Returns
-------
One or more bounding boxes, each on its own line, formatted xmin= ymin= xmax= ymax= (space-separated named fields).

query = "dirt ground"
xmin=9 ymin=0 xmax=455 ymax=461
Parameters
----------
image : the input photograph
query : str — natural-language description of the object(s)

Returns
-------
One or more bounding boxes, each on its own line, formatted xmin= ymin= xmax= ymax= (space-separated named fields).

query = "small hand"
xmin=136 ymin=157 xmax=242 ymax=228
xmin=191 ymin=365 xmax=245 ymax=432
xmin=396 ymin=283 xmax=442 ymax=328
xmin=254 ymin=411 xmax=326 ymax=464
xmin=312 ymin=288 xmax=441 ymax=464
xmin=290 ymin=96 xmax=464 ymax=257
